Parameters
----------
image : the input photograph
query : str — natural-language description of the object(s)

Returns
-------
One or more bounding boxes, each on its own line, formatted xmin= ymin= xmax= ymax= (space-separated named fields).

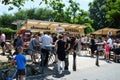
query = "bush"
xmin=0 ymin=27 xmax=17 ymax=33
xmin=0 ymin=27 xmax=17 ymax=40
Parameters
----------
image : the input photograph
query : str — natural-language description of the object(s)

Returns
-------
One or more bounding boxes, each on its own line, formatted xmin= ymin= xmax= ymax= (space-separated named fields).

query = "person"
xmin=40 ymin=31 xmax=53 ymax=66
xmin=14 ymin=35 xmax=24 ymax=55
xmin=107 ymin=36 xmax=113 ymax=60
xmin=0 ymin=31 xmax=6 ymax=55
xmin=81 ymin=35 xmax=85 ymax=50
xmin=63 ymin=33 xmax=71 ymax=70
xmin=107 ymin=36 xmax=113 ymax=50
xmin=51 ymin=33 xmax=58 ymax=63
xmin=104 ymin=42 xmax=110 ymax=62
xmin=70 ymin=34 xmax=78 ymax=71
xmin=76 ymin=35 xmax=81 ymax=55
xmin=55 ymin=35 xmax=66 ymax=74
xmin=14 ymin=46 xmax=26 ymax=80
xmin=27 ymin=34 xmax=40 ymax=63
xmin=90 ymin=35 xmax=96 ymax=57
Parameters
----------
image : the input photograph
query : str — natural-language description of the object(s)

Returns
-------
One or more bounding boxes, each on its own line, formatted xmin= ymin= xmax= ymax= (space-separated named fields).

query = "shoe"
xmin=62 ymin=71 xmax=66 ymax=74
xmin=65 ymin=67 xmax=68 ymax=70
xmin=2 ymin=53 xmax=5 ymax=56
xmin=53 ymin=61 xmax=57 ymax=64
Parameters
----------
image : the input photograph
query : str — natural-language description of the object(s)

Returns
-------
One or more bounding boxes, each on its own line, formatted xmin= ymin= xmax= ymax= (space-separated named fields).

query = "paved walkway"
xmin=0 ymin=50 xmax=109 ymax=80
xmin=26 ymin=51 xmax=108 ymax=80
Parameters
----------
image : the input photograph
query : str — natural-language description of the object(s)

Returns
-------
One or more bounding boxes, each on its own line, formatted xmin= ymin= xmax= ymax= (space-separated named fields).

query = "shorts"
xmin=105 ymin=52 xmax=110 ymax=54
xmin=1 ymin=42 xmax=5 ymax=48
xmin=17 ymin=69 xmax=26 ymax=75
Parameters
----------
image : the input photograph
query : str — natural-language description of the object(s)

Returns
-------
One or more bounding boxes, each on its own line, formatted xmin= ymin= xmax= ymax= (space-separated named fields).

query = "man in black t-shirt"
xmin=63 ymin=33 xmax=71 ymax=70
xmin=69 ymin=34 xmax=78 ymax=71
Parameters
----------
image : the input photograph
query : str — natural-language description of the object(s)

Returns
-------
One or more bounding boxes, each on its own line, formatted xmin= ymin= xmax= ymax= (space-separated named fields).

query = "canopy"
xmin=92 ymin=28 xmax=120 ymax=35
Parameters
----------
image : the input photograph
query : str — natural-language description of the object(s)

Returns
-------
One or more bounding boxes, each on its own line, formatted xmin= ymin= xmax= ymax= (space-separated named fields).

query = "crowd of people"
xmin=0 ymin=31 xmax=120 ymax=80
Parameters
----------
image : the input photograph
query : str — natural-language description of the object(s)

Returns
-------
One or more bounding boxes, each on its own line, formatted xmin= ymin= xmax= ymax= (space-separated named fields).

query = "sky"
xmin=0 ymin=0 xmax=93 ymax=15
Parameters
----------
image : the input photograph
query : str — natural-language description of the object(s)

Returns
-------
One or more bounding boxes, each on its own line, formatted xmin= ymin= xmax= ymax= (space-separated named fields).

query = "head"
xmin=106 ymin=42 xmax=109 ymax=45
xmin=58 ymin=35 xmax=63 ymax=40
xmin=0 ymin=31 xmax=3 ymax=35
xmin=51 ymin=33 xmax=56 ymax=37
xmin=17 ymin=46 xmax=23 ymax=54
xmin=44 ymin=31 xmax=51 ymax=35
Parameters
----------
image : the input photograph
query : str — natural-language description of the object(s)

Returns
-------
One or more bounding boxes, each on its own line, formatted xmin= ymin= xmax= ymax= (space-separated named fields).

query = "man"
xmin=14 ymin=35 xmax=23 ymax=55
xmin=70 ymin=34 xmax=78 ymax=71
xmin=51 ymin=33 xmax=58 ymax=63
xmin=27 ymin=34 xmax=40 ymax=63
xmin=40 ymin=32 xmax=53 ymax=66
xmin=107 ymin=36 xmax=113 ymax=49
xmin=63 ymin=33 xmax=71 ymax=70
xmin=0 ymin=31 xmax=6 ymax=55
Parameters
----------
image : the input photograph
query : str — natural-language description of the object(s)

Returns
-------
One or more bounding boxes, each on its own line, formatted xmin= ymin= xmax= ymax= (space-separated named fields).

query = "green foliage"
xmin=0 ymin=27 xmax=17 ymax=33
xmin=106 ymin=0 xmax=120 ymax=28
xmin=89 ymin=0 xmax=120 ymax=30
xmin=34 ymin=8 xmax=53 ymax=20
xmin=84 ymin=23 xmax=95 ymax=34
xmin=89 ymin=0 xmax=109 ymax=30
xmin=14 ymin=10 xmax=28 ymax=20
xmin=1 ymin=0 xmax=33 ymax=9
xmin=67 ymin=0 xmax=80 ymax=23
xmin=0 ymin=14 xmax=15 ymax=28
xmin=47 ymin=0 xmax=65 ymax=22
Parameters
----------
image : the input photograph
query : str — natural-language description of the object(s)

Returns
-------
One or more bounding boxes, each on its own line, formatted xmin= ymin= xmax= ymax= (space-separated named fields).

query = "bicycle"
xmin=1 ymin=68 xmax=17 ymax=80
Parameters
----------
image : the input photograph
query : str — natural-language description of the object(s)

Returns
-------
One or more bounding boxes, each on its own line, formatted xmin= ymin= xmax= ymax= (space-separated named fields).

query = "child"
xmin=14 ymin=46 xmax=26 ymax=80
xmin=55 ymin=35 xmax=66 ymax=74
xmin=104 ymin=42 xmax=110 ymax=62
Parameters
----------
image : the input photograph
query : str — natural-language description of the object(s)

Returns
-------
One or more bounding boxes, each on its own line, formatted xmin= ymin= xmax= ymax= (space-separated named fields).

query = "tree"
xmin=34 ymin=8 xmax=53 ymax=21
xmin=89 ymin=0 xmax=109 ymax=30
xmin=46 ymin=0 xmax=65 ymax=22
xmin=26 ymin=8 xmax=36 ymax=19
xmin=67 ymin=0 xmax=80 ymax=23
xmin=1 ymin=0 xmax=27 ymax=10
xmin=14 ymin=10 xmax=28 ymax=20
xmin=106 ymin=0 xmax=120 ymax=28
xmin=0 ymin=14 xmax=15 ymax=28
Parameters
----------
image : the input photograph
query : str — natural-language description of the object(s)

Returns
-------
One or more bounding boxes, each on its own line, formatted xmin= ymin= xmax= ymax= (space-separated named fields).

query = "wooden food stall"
xmin=15 ymin=19 xmax=86 ymax=35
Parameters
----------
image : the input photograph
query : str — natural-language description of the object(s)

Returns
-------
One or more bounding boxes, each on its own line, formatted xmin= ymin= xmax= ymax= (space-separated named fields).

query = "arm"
xmin=55 ymin=40 xmax=58 ymax=50
xmin=74 ymin=39 xmax=78 ymax=47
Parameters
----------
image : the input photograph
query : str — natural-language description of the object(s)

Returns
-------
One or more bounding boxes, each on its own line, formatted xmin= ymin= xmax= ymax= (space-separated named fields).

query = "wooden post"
xmin=73 ymin=52 xmax=76 ymax=71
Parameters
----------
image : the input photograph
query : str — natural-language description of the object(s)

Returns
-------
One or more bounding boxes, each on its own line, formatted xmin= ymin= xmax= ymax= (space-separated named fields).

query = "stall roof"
xmin=13 ymin=19 xmax=87 ymax=34
xmin=12 ymin=20 xmax=87 ymax=29
xmin=91 ymin=28 xmax=120 ymax=35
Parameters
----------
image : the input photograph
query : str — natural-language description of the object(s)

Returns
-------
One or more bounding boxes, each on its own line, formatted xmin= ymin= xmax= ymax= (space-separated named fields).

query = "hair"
xmin=17 ymin=46 xmax=23 ymax=53
xmin=107 ymin=42 xmax=109 ymax=44
xmin=58 ymin=35 xmax=63 ymax=39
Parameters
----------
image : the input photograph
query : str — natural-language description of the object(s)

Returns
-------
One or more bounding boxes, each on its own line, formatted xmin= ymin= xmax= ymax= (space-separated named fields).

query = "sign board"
xmin=55 ymin=27 xmax=65 ymax=32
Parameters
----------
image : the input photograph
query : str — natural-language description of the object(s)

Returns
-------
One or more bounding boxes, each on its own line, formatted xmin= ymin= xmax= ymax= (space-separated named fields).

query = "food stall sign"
xmin=55 ymin=27 xmax=65 ymax=32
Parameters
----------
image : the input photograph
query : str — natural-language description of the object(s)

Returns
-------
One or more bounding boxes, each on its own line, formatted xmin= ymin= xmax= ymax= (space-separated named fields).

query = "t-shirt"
xmin=40 ymin=34 xmax=53 ymax=49
xmin=107 ymin=38 xmax=113 ymax=48
xmin=0 ymin=33 xmax=6 ymax=42
xmin=14 ymin=54 xmax=26 ymax=70
xmin=56 ymin=40 xmax=66 ymax=61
